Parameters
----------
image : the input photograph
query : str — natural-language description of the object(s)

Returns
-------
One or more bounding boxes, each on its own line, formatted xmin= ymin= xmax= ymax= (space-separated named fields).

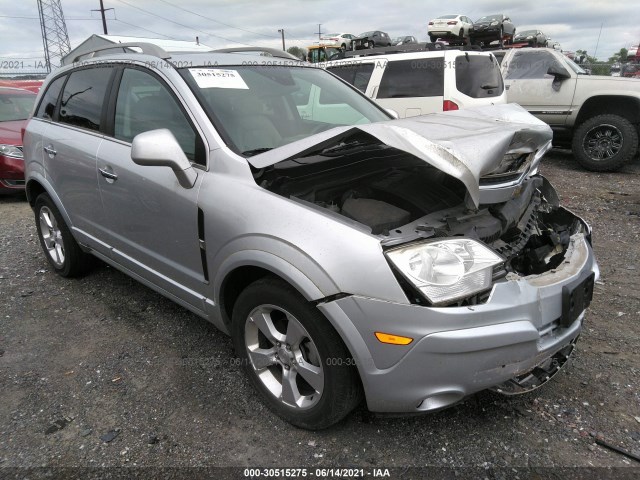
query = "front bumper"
xmin=318 ymin=233 xmax=598 ymax=413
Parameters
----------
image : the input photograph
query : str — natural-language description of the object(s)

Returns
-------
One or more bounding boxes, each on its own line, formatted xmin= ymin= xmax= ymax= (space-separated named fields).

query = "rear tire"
xmin=231 ymin=276 xmax=362 ymax=429
xmin=34 ymin=193 xmax=93 ymax=277
xmin=572 ymin=114 xmax=639 ymax=172
xmin=429 ymin=35 xmax=437 ymax=43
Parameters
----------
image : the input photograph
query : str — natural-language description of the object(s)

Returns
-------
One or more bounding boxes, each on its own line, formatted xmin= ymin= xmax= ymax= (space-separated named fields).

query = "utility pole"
xmin=92 ymin=0 xmax=114 ymax=35
xmin=316 ymin=24 xmax=323 ymax=43
xmin=278 ymin=29 xmax=285 ymax=51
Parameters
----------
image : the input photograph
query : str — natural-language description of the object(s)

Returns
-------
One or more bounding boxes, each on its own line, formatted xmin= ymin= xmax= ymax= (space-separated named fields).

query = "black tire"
xmin=369 ymin=41 xmax=375 ymax=49
xmin=34 ymin=193 xmax=93 ymax=277
xmin=572 ymin=114 xmax=639 ymax=172
xmin=429 ymin=35 xmax=437 ymax=43
xmin=459 ymin=28 xmax=464 ymax=39
xmin=231 ymin=276 xmax=362 ymax=429
xmin=341 ymin=43 xmax=346 ymax=50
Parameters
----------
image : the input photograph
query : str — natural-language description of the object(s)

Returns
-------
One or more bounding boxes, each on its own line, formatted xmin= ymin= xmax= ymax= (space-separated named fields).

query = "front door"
xmin=503 ymin=50 xmax=577 ymax=127
xmin=97 ymin=67 xmax=209 ymax=313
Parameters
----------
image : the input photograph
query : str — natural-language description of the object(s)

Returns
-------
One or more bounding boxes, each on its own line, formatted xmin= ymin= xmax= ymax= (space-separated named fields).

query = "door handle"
xmin=99 ymin=167 xmax=118 ymax=181
xmin=43 ymin=145 xmax=57 ymax=157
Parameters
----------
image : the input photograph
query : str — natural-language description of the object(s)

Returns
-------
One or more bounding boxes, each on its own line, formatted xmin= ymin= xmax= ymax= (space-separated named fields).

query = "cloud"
xmin=1 ymin=0 xmax=638 ymax=74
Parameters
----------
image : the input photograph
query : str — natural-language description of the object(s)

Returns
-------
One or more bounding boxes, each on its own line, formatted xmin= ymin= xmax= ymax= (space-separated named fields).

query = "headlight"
xmin=0 ymin=144 xmax=23 ymax=159
xmin=490 ymin=21 xmax=499 ymax=26
xmin=387 ymin=239 xmax=503 ymax=306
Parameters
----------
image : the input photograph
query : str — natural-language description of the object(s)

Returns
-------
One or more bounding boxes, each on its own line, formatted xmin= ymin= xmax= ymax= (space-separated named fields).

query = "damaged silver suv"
xmin=24 ymin=43 xmax=598 ymax=429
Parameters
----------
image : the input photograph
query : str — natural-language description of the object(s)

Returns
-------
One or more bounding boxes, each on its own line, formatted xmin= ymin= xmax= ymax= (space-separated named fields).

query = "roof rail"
xmin=340 ymin=42 xmax=482 ymax=58
xmin=212 ymin=47 xmax=301 ymax=61
xmin=70 ymin=42 xmax=171 ymax=64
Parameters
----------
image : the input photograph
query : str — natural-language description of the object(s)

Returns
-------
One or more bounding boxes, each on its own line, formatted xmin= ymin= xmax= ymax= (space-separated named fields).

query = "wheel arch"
xmin=215 ymin=250 xmax=335 ymax=332
xmin=575 ymin=96 xmax=640 ymax=127
xmin=26 ymin=175 xmax=74 ymax=228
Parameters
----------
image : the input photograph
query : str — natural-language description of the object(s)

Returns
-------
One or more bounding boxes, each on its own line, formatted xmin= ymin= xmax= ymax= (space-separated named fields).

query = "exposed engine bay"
xmin=256 ymin=140 xmax=589 ymax=299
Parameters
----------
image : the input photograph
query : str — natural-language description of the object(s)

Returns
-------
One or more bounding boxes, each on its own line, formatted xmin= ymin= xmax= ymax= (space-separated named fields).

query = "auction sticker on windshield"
xmin=189 ymin=68 xmax=249 ymax=89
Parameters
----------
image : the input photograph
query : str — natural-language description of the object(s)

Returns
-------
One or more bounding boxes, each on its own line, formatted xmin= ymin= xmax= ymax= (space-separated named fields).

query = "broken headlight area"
xmin=258 ymin=146 xmax=588 ymax=307
xmin=385 ymin=238 xmax=504 ymax=306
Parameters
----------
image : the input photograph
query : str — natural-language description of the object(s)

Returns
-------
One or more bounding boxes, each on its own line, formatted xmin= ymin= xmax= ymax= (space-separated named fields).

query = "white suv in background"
xmin=325 ymin=50 xmax=506 ymax=117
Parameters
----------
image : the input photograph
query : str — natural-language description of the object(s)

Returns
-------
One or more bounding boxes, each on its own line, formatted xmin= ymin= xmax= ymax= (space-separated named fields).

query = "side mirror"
xmin=547 ymin=65 xmax=571 ymax=79
xmin=385 ymin=108 xmax=400 ymax=119
xmin=547 ymin=65 xmax=571 ymax=91
xmin=131 ymin=129 xmax=197 ymax=189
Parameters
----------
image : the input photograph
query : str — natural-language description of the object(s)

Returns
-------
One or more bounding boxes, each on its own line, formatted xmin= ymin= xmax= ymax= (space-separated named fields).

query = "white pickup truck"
xmin=499 ymin=48 xmax=640 ymax=171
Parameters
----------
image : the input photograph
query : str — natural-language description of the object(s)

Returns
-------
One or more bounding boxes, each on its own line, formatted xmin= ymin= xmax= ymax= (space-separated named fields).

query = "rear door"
xmin=373 ymin=57 xmax=443 ymax=117
xmin=41 ymin=66 xmax=116 ymax=252
xmin=502 ymin=50 xmax=577 ymax=127
xmin=447 ymin=52 xmax=506 ymax=108
xmin=96 ymin=66 xmax=209 ymax=312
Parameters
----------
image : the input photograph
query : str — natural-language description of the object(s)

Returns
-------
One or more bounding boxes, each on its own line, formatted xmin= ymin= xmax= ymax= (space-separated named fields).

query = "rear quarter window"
xmin=377 ymin=58 xmax=444 ymax=99
xmin=455 ymin=55 xmax=504 ymax=98
xmin=35 ymin=75 xmax=66 ymax=120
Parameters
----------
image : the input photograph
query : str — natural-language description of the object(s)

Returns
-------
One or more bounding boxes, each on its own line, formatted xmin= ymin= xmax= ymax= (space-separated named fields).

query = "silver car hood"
xmin=247 ymin=104 xmax=552 ymax=208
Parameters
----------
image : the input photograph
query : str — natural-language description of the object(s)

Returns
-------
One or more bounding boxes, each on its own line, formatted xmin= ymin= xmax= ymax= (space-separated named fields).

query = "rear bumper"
xmin=319 ymin=233 xmax=598 ymax=413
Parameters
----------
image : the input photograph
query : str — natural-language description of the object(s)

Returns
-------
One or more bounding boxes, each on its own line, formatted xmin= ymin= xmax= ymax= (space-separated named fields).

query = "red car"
xmin=0 ymin=79 xmax=43 ymax=94
xmin=0 ymin=87 xmax=37 ymax=194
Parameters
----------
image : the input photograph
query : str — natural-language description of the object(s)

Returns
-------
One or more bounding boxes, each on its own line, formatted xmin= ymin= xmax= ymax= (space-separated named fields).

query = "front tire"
xmin=231 ymin=277 xmax=362 ymax=429
xmin=572 ymin=114 xmax=639 ymax=172
xmin=34 ymin=193 xmax=93 ymax=277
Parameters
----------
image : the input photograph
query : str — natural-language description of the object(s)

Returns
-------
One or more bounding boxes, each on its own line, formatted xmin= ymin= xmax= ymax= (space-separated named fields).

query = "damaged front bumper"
xmin=317 ymin=229 xmax=599 ymax=413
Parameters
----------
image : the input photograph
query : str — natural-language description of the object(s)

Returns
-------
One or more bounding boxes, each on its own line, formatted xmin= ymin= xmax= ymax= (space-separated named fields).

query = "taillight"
xmin=443 ymin=100 xmax=459 ymax=111
xmin=447 ymin=21 xmax=458 ymax=25
xmin=428 ymin=21 xmax=433 ymax=25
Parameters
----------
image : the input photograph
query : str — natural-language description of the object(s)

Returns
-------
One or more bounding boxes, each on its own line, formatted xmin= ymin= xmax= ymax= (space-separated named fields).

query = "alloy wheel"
xmin=244 ymin=304 xmax=324 ymax=410
xmin=39 ymin=206 xmax=65 ymax=268
xmin=583 ymin=124 xmax=623 ymax=161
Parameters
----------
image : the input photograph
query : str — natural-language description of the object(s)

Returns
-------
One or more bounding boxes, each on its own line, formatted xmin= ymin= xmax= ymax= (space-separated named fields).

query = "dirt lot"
xmin=1 ymin=150 xmax=639 ymax=478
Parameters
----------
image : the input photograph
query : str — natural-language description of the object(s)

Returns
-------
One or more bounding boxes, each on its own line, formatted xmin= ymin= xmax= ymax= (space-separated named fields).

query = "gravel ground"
xmin=1 ymin=150 xmax=639 ymax=478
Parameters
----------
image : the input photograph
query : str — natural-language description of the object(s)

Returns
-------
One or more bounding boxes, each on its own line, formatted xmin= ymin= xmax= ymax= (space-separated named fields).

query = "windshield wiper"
xmin=320 ymin=140 xmax=371 ymax=155
xmin=242 ymin=147 xmax=273 ymax=157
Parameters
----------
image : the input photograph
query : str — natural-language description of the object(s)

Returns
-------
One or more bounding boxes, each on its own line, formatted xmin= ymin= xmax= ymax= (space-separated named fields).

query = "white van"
xmin=325 ymin=49 xmax=506 ymax=117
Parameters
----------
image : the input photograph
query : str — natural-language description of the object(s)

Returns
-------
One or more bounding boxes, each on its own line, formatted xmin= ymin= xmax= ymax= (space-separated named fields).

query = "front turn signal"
xmin=375 ymin=332 xmax=413 ymax=345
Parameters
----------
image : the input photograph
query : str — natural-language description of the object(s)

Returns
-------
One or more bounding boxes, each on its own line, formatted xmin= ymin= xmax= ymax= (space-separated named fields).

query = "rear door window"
xmin=377 ymin=59 xmax=444 ymax=98
xmin=59 ymin=67 xmax=114 ymax=131
xmin=455 ymin=55 xmax=504 ymax=98
xmin=327 ymin=63 xmax=375 ymax=92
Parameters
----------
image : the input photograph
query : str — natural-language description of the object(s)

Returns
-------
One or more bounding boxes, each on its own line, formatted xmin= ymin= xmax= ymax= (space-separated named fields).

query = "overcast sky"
xmin=1 ymin=0 xmax=638 ymax=73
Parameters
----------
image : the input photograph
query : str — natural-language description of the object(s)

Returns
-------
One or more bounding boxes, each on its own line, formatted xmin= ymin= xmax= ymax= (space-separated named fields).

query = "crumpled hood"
xmin=247 ymin=103 xmax=552 ymax=208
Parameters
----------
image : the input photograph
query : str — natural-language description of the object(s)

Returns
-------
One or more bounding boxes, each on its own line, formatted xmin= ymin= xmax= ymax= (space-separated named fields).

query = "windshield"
xmin=0 ymin=90 xmax=36 ymax=122
xmin=358 ymin=31 xmax=374 ymax=37
xmin=518 ymin=30 xmax=537 ymax=36
xmin=476 ymin=15 xmax=501 ymax=22
xmin=564 ymin=56 xmax=588 ymax=75
xmin=180 ymin=65 xmax=390 ymax=156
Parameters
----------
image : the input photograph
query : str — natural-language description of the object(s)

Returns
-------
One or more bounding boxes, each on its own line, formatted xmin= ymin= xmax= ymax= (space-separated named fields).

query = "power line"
xmin=156 ymin=0 xmax=278 ymax=38
xmin=112 ymin=17 xmax=178 ymax=40
xmin=113 ymin=0 xmax=257 ymax=46
xmin=0 ymin=15 xmax=98 ymax=20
